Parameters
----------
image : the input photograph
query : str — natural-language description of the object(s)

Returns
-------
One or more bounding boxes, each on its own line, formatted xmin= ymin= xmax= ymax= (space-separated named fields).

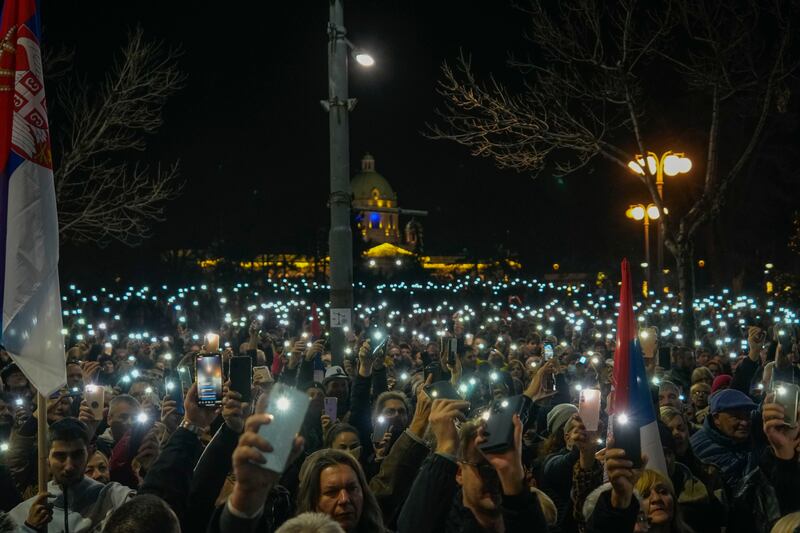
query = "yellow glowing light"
xmin=646 ymin=205 xmax=660 ymax=220
xmin=646 ymin=155 xmax=657 ymax=175
xmin=628 ymin=161 xmax=645 ymax=175
xmin=629 ymin=205 xmax=645 ymax=221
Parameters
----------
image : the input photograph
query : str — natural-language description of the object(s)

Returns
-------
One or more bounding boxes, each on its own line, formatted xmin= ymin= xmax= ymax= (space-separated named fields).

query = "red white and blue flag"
xmin=611 ymin=258 xmax=667 ymax=474
xmin=0 ymin=0 xmax=65 ymax=395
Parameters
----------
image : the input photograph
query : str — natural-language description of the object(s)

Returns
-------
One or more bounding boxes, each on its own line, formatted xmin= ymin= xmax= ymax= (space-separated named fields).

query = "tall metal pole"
xmin=655 ymin=163 xmax=664 ymax=292
xmin=644 ymin=216 xmax=651 ymax=294
xmin=326 ymin=0 xmax=353 ymax=367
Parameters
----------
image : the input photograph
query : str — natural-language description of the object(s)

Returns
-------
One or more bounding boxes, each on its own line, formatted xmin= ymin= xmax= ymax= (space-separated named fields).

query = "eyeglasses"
xmin=381 ymin=407 xmax=406 ymax=417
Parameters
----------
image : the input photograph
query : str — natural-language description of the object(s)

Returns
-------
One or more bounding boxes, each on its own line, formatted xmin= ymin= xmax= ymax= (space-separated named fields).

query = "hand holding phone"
xmin=255 ymin=383 xmax=311 ymax=474
xmin=478 ymin=395 xmax=531 ymax=455
xmin=772 ymin=381 xmax=799 ymax=427
xmin=84 ymin=385 xmax=105 ymax=420
xmin=196 ymin=354 xmax=223 ymax=407
xmin=323 ymin=397 xmax=338 ymax=421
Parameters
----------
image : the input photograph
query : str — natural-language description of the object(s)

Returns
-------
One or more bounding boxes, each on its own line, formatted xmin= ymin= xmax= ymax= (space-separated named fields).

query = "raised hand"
xmin=429 ymin=398 xmax=469 ymax=455
xmin=479 ymin=413 xmax=525 ymax=496
xmin=222 ymin=384 xmax=247 ymax=434
xmin=763 ymin=393 xmax=800 ymax=460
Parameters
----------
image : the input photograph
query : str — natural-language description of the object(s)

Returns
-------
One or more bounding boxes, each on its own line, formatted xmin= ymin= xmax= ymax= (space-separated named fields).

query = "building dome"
xmin=351 ymin=153 xmax=396 ymax=202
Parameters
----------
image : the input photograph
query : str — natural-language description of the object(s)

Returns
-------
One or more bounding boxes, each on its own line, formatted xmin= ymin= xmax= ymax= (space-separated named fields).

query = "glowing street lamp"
xmin=626 ymin=203 xmax=661 ymax=294
xmin=628 ymin=151 xmax=691 ymax=289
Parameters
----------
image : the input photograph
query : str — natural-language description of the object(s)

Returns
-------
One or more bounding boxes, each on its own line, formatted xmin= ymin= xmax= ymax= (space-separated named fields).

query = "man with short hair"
xmin=97 ymin=395 xmax=140 ymax=457
xmin=8 ymin=418 xmax=134 ymax=531
xmin=658 ymin=381 xmax=683 ymax=410
xmin=398 ymin=399 xmax=548 ymax=532
xmin=102 ymin=494 xmax=180 ymax=533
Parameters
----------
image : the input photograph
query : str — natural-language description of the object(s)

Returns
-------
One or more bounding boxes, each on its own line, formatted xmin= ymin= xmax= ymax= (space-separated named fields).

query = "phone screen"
xmin=256 ymin=383 xmax=310 ymax=473
xmin=196 ymin=354 xmax=223 ymax=407
xmin=324 ymin=397 xmax=338 ymax=420
xmin=372 ymin=415 xmax=391 ymax=443
xmin=543 ymin=344 xmax=554 ymax=360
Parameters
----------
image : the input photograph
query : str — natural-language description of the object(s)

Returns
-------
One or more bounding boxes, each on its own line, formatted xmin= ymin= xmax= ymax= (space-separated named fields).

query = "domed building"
xmin=352 ymin=153 xmax=400 ymax=245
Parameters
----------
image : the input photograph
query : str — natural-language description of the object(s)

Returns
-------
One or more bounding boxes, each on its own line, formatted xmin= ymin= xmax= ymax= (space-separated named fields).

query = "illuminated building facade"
xmin=352 ymin=153 xmax=400 ymax=244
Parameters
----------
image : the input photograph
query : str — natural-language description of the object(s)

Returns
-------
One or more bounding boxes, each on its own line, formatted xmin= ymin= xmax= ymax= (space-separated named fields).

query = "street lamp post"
xmin=323 ymin=0 xmax=374 ymax=367
xmin=626 ymin=204 xmax=661 ymax=296
xmin=628 ymin=151 xmax=692 ymax=291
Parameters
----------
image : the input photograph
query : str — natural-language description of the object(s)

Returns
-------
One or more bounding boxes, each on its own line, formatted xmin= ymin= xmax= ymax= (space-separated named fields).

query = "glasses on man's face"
xmin=381 ymin=407 xmax=406 ymax=417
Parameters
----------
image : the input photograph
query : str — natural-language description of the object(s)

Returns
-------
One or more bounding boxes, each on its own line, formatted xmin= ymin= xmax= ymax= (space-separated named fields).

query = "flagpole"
xmin=37 ymin=392 xmax=49 ymax=493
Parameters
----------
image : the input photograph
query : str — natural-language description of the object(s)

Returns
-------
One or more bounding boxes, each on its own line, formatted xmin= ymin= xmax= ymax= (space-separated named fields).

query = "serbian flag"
xmin=611 ymin=259 xmax=667 ymax=474
xmin=0 ymin=0 xmax=66 ymax=395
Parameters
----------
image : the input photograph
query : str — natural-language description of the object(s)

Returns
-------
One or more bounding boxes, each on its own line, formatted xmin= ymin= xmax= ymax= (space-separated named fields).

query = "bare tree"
xmin=428 ymin=0 xmax=797 ymax=343
xmin=48 ymin=27 xmax=185 ymax=247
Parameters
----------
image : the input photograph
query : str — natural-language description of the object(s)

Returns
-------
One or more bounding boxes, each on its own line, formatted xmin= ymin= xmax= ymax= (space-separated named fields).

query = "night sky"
xmin=43 ymin=1 xmax=799 ymax=286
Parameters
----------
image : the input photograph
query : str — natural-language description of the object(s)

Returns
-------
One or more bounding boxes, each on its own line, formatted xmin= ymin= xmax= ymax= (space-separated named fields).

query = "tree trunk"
xmin=676 ymin=242 xmax=697 ymax=347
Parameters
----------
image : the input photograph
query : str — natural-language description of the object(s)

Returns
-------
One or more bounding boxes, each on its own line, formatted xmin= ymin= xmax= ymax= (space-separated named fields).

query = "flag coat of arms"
xmin=611 ymin=258 xmax=667 ymax=474
xmin=0 ymin=0 xmax=66 ymax=396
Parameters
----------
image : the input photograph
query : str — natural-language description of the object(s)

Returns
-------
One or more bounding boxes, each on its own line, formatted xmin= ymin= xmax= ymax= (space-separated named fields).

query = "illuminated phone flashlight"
xmin=163 ymin=353 xmax=173 ymax=361
xmin=377 ymin=415 xmax=386 ymax=425
xmin=275 ymin=396 xmax=291 ymax=412
xmin=400 ymin=372 xmax=409 ymax=381
xmin=757 ymin=383 xmax=765 ymax=390
xmin=0 ymin=442 xmax=8 ymax=452
xmin=777 ymin=385 xmax=787 ymax=396
xmin=166 ymin=381 xmax=175 ymax=391
xmin=284 ymin=341 xmax=291 ymax=348
xmin=71 ymin=387 xmax=79 ymax=394
xmin=651 ymin=376 xmax=661 ymax=386
xmin=458 ymin=383 xmax=468 ymax=394
xmin=490 ymin=371 xmax=499 ymax=382
xmin=144 ymin=386 xmax=153 ymax=395
xmin=137 ymin=412 xmax=149 ymax=424
xmin=373 ymin=330 xmax=384 ymax=341
xmin=617 ymin=413 xmax=629 ymax=425
xmin=178 ymin=366 xmax=187 ymax=374
xmin=574 ymin=384 xmax=583 ymax=391
xmin=345 ymin=347 xmax=352 ymax=355
xmin=596 ymin=438 xmax=604 ymax=445
xmin=15 ymin=398 xmax=23 ymax=407
xmin=530 ymin=361 xmax=537 ymax=367
xmin=481 ymin=410 xmax=491 ymax=421
xmin=121 ymin=375 xmax=131 ymax=384
xmin=301 ymin=332 xmax=309 ymax=340
xmin=478 ymin=343 xmax=486 ymax=350
xmin=501 ymin=399 xmax=509 ymax=408
xmin=162 ymin=336 xmax=170 ymax=343
xmin=592 ymin=357 xmax=600 ymax=365
xmin=128 ymin=355 xmax=136 ymax=362
xmin=679 ymin=394 xmax=686 ymax=401
xmin=469 ymin=377 xmax=477 ymax=386
xmin=131 ymin=369 xmax=140 ymax=378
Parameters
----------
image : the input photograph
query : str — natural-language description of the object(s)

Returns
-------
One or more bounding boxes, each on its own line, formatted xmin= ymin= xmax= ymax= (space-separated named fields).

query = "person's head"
xmin=99 ymin=356 xmax=115 ymax=375
xmin=86 ymin=450 xmax=110 ymax=483
xmin=275 ymin=512 xmax=345 ymax=533
xmin=296 ymin=449 xmax=383 ymax=533
xmin=102 ymin=494 xmax=180 ymax=533
xmin=127 ymin=379 xmax=152 ymax=406
xmin=711 ymin=374 xmax=732 ymax=395
xmin=306 ymin=383 xmax=325 ymax=414
xmin=691 ymin=366 xmax=713 ymax=387
xmin=695 ymin=348 xmax=711 ymax=367
xmin=462 ymin=346 xmax=478 ymax=371
xmin=658 ymin=381 xmax=682 ymax=409
xmin=107 ymin=394 xmax=140 ymax=442
xmin=0 ymin=392 xmax=12 ymax=428
xmin=690 ymin=382 xmax=711 ymax=409
xmin=710 ymin=389 xmax=756 ymax=443
xmin=48 ymin=418 xmax=89 ymax=488
xmin=1 ymin=364 xmax=30 ymax=398
xmin=634 ymin=469 xmax=684 ymax=532
xmin=673 ymin=347 xmax=694 ymax=370
xmin=324 ymin=367 xmax=350 ymax=403
xmin=373 ymin=391 xmax=409 ymax=431
xmin=706 ymin=360 xmax=721 ymax=377
xmin=508 ymin=360 xmax=524 ymax=381
xmin=660 ymin=406 xmax=690 ymax=456
xmin=66 ymin=361 xmax=83 ymax=389
xmin=456 ymin=420 xmax=502 ymax=516
xmin=324 ymin=423 xmax=362 ymax=460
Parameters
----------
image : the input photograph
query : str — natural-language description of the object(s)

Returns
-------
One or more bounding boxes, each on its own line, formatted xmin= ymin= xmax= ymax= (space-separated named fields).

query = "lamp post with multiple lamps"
xmin=626 ymin=204 xmax=661 ymax=297
xmin=627 ymin=151 xmax=692 ymax=291
xmin=323 ymin=0 xmax=374 ymax=366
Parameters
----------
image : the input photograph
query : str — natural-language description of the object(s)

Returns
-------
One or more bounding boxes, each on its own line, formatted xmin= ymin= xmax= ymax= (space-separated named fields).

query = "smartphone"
xmin=478 ymin=395 xmax=532 ymax=454
xmin=372 ymin=415 xmax=391 ymax=444
xmin=578 ymin=389 xmax=601 ymax=431
xmin=84 ymin=385 xmax=105 ymax=421
xmin=543 ymin=343 xmax=554 ymax=360
xmin=465 ymin=333 xmax=474 ymax=346
xmin=612 ymin=414 xmax=642 ymax=468
xmin=423 ymin=362 xmax=441 ymax=383
xmin=256 ymin=383 xmax=310 ymax=474
xmin=165 ymin=376 xmax=185 ymax=416
xmin=773 ymin=381 xmax=799 ymax=427
xmin=424 ymin=380 xmax=462 ymax=401
xmin=372 ymin=335 xmax=389 ymax=359
xmin=579 ymin=356 xmax=587 ymax=365
xmin=196 ymin=354 xmax=223 ymax=407
xmin=253 ymin=366 xmax=272 ymax=384
xmin=229 ymin=356 xmax=253 ymax=403
xmin=177 ymin=365 xmax=193 ymax=392
xmin=129 ymin=412 xmax=155 ymax=456
xmin=324 ymin=396 xmax=338 ymax=420
xmin=446 ymin=338 xmax=458 ymax=366
xmin=658 ymin=347 xmax=671 ymax=370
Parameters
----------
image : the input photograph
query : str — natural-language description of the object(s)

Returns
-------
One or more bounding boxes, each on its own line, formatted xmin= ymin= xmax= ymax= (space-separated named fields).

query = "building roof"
xmin=351 ymin=153 xmax=396 ymax=201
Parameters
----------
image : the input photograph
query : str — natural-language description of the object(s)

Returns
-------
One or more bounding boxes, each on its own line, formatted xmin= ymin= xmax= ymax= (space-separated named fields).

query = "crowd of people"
xmin=1 ymin=275 xmax=799 ymax=532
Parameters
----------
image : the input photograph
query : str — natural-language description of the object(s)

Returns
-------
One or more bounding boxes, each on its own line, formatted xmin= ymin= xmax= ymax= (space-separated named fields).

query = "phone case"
xmin=424 ymin=380 xmax=462 ymax=400
xmin=372 ymin=416 xmax=391 ymax=443
xmin=230 ymin=356 xmax=252 ymax=403
xmin=84 ymin=386 xmax=104 ymax=420
xmin=196 ymin=355 xmax=223 ymax=407
xmin=256 ymin=383 xmax=310 ymax=474
xmin=774 ymin=381 xmax=799 ymax=427
xmin=324 ymin=397 xmax=338 ymax=420
xmin=478 ymin=395 xmax=531 ymax=454
xmin=578 ymin=389 xmax=601 ymax=431
xmin=612 ymin=415 xmax=642 ymax=468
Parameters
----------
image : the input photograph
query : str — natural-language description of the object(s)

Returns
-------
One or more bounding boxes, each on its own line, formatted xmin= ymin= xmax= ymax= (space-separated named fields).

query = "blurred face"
xmin=107 ymin=401 xmax=136 ymax=442
xmin=317 ymin=464 xmax=363 ymax=532
xmin=691 ymin=388 xmax=709 ymax=409
xmin=326 ymin=379 xmax=349 ymax=403
xmin=331 ymin=431 xmax=361 ymax=459
xmin=659 ymin=387 xmax=681 ymax=409
xmin=0 ymin=397 xmax=12 ymax=427
xmin=707 ymin=362 xmax=720 ymax=377
xmin=379 ymin=399 xmax=408 ymax=430
xmin=67 ymin=364 xmax=83 ymax=389
xmin=49 ymin=439 xmax=88 ymax=487
xmin=128 ymin=382 xmax=150 ymax=405
xmin=713 ymin=409 xmax=752 ymax=442
xmin=101 ymin=360 xmax=115 ymax=374
xmin=85 ymin=451 xmax=110 ymax=483
xmin=400 ymin=346 xmax=411 ymax=359
xmin=6 ymin=371 xmax=29 ymax=394
xmin=665 ymin=415 xmax=689 ymax=456
xmin=639 ymin=482 xmax=674 ymax=526
xmin=457 ymin=442 xmax=501 ymax=514
xmin=463 ymin=348 xmax=477 ymax=371
xmin=52 ymin=396 xmax=73 ymax=422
